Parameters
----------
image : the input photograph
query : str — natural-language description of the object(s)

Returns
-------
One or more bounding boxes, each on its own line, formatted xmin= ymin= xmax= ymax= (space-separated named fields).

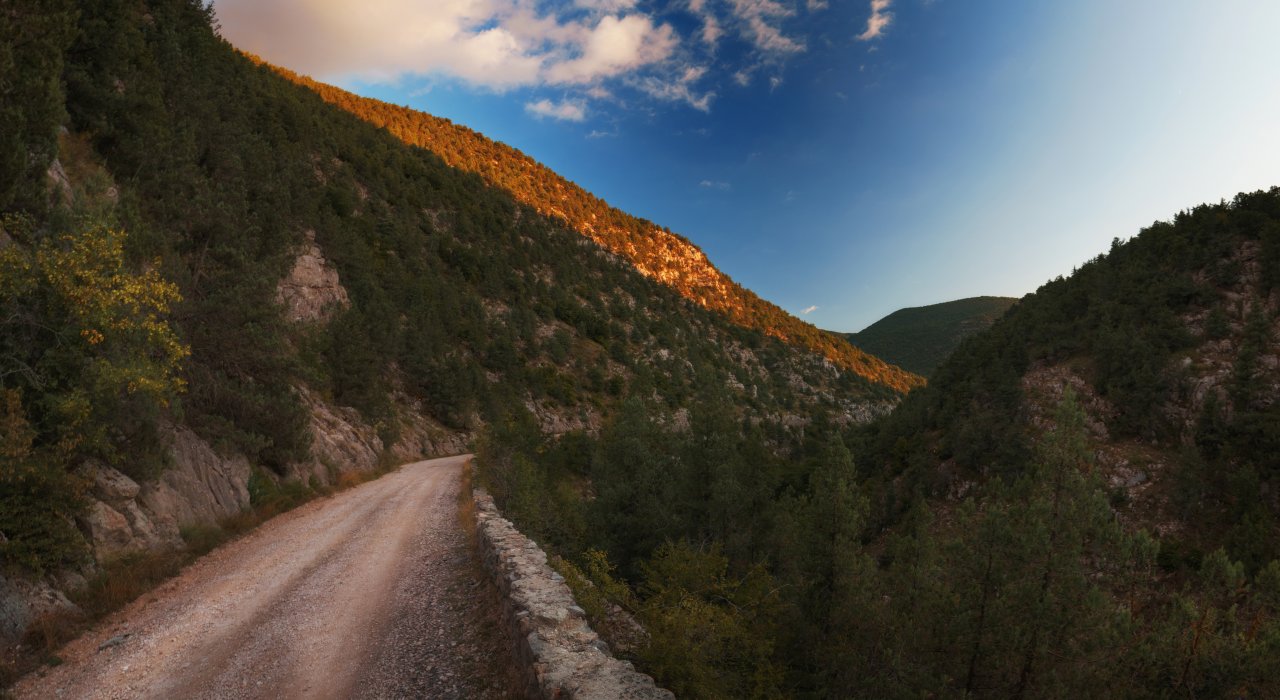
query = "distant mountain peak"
xmin=840 ymin=296 xmax=1017 ymax=376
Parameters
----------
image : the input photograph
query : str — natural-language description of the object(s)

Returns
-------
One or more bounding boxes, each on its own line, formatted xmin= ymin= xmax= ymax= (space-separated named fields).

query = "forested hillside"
xmin=482 ymin=192 xmax=1280 ymax=697
xmin=0 ymin=0 xmax=899 ymax=582
xmin=843 ymin=296 xmax=1016 ymax=375
xmin=261 ymin=62 xmax=923 ymax=395
xmin=5 ymin=1 xmax=1279 ymax=697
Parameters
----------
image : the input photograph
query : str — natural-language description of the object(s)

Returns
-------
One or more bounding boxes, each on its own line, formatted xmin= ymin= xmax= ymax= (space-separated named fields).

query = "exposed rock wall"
xmin=290 ymin=387 xmax=471 ymax=484
xmin=146 ymin=427 xmax=253 ymax=529
xmin=75 ymin=426 xmax=253 ymax=566
xmin=387 ymin=400 xmax=472 ymax=462
xmin=2 ymin=426 xmax=252 ymax=646
xmin=290 ymin=387 xmax=385 ymax=484
xmin=275 ymin=229 xmax=350 ymax=323
xmin=473 ymin=490 xmax=673 ymax=700
xmin=73 ymin=389 xmax=466 ymax=564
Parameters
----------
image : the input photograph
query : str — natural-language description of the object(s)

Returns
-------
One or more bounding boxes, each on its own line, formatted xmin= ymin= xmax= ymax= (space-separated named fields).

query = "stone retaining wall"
xmin=472 ymin=490 xmax=674 ymax=700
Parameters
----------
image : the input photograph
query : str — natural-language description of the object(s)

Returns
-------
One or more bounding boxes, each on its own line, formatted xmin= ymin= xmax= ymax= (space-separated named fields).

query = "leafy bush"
xmin=0 ymin=219 xmax=187 ymax=571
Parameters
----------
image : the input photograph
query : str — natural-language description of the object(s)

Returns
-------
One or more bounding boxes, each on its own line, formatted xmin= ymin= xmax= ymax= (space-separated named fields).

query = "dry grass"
xmin=75 ymin=552 xmax=188 ymax=620
xmin=336 ymin=469 xmax=369 ymax=490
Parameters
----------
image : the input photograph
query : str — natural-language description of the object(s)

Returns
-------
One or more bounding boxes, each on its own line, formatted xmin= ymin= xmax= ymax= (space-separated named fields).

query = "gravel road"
xmin=14 ymin=455 xmax=525 ymax=699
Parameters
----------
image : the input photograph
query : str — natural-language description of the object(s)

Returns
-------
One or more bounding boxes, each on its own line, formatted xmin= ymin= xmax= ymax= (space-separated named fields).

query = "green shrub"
xmin=0 ymin=391 xmax=89 ymax=573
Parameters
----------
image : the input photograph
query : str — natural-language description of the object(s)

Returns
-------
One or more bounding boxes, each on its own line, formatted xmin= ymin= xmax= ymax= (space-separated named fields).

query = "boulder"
xmin=120 ymin=500 xmax=180 ymax=550
xmin=80 ymin=501 xmax=135 ymax=559
xmin=0 ymin=574 xmax=81 ymax=645
xmin=90 ymin=464 xmax=141 ymax=504
xmin=46 ymin=158 xmax=73 ymax=205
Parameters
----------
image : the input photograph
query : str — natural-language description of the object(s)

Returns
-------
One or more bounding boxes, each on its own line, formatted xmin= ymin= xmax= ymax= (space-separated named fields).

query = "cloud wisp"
xmin=526 ymin=98 xmax=587 ymax=121
xmin=800 ymin=305 xmax=818 ymax=315
xmin=857 ymin=0 xmax=893 ymax=41
xmin=727 ymin=0 xmax=806 ymax=54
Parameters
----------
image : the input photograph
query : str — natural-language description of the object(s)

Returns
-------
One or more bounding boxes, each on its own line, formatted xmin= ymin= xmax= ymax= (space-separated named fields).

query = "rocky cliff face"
xmin=73 ymin=426 xmax=252 ymax=567
xmin=275 ymin=230 xmax=350 ymax=323
xmin=1 ymin=425 xmax=253 ymax=646
xmin=617 ymin=228 xmax=731 ymax=309
xmin=1016 ymin=238 xmax=1280 ymax=541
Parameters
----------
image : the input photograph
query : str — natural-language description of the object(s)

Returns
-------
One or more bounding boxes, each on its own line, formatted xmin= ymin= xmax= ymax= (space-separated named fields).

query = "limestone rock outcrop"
xmin=291 ymin=387 xmax=384 ymax=483
xmin=275 ymin=230 xmax=350 ymax=323
xmin=139 ymin=427 xmax=252 ymax=530
xmin=73 ymin=428 xmax=252 ymax=563
xmin=78 ymin=501 xmax=135 ymax=559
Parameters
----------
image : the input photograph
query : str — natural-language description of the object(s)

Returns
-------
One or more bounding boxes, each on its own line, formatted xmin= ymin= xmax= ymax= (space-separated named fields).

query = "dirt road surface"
xmin=14 ymin=455 xmax=525 ymax=699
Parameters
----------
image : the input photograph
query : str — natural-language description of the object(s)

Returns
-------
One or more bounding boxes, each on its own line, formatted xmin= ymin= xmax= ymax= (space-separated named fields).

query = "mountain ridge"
xmin=253 ymin=57 xmax=924 ymax=395
xmin=841 ymin=295 xmax=1017 ymax=375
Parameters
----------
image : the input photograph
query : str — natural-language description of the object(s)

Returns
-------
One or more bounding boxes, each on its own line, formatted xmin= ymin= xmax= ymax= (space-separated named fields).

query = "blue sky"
xmin=213 ymin=0 xmax=1280 ymax=331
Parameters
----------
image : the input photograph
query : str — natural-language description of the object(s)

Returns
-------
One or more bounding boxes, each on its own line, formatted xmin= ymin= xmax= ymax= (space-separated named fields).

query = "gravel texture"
xmin=13 ymin=455 xmax=524 ymax=700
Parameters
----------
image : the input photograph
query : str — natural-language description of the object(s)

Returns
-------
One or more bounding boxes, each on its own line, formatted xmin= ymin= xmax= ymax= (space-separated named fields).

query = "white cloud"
xmin=700 ymin=179 xmax=732 ymax=190
xmin=575 ymin=0 xmax=637 ymax=10
xmin=213 ymin=0 xmax=678 ymax=90
xmin=857 ymin=0 xmax=893 ymax=41
xmin=800 ymin=305 xmax=818 ymax=315
xmin=682 ymin=65 xmax=709 ymax=83
xmin=638 ymin=80 xmax=715 ymax=111
xmin=545 ymin=15 xmax=677 ymax=84
xmin=687 ymin=0 xmax=805 ymax=57
xmin=212 ymin=0 xmax=821 ymax=118
xmin=526 ymin=98 xmax=587 ymax=121
xmin=686 ymin=0 xmax=720 ymax=48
